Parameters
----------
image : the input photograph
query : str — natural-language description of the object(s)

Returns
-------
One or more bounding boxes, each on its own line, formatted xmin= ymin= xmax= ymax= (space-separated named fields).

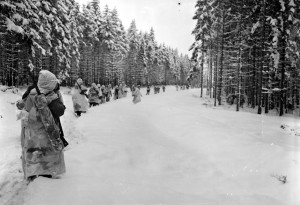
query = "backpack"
xmin=48 ymin=95 xmax=66 ymax=118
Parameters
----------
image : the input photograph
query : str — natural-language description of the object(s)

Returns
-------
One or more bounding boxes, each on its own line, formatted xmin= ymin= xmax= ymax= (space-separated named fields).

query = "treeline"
xmin=0 ymin=0 xmax=190 ymax=87
xmin=190 ymin=0 xmax=300 ymax=116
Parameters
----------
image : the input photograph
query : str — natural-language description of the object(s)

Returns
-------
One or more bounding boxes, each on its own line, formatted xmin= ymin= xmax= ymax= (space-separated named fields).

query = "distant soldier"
xmin=88 ymin=83 xmax=100 ymax=107
xmin=123 ymin=84 xmax=128 ymax=97
xmin=100 ymin=85 xmax=106 ymax=103
xmin=114 ymin=85 xmax=119 ymax=100
xmin=72 ymin=78 xmax=89 ymax=117
xmin=132 ymin=85 xmax=142 ymax=104
xmin=146 ymin=85 xmax=150 ymax=95
xmin=107 ymin=84 xmax=112 ymax=102
xmin=97 ymin=84 xmax=103 ymax=103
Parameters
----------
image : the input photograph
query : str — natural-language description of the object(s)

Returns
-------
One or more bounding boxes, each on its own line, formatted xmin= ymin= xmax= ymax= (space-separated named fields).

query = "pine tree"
xmin=126 ymin=20 xmax=139 ymax=85
xmin=0 ymin=0 xmax=191 ymax=90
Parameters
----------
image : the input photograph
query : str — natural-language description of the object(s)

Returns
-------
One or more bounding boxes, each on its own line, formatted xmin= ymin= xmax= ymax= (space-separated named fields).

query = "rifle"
xmin=76 ymin=81 xmax=88 ymax=98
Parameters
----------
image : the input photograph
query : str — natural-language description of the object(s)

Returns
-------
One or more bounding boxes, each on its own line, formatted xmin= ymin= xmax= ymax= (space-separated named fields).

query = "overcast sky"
xmin=75 ymin=0 xmax=196 ymax=56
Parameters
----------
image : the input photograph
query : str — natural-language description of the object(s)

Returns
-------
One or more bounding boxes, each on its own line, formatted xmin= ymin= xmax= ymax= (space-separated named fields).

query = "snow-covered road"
xmin=1 ymin=86 xmax=300 ymax=205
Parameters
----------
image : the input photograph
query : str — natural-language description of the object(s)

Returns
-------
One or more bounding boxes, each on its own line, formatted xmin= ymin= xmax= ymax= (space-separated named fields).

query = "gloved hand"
xmin=35 ymin=94 xmax=47 ymax=109
xmin=16 ymin=100 xmax=25 ymax=110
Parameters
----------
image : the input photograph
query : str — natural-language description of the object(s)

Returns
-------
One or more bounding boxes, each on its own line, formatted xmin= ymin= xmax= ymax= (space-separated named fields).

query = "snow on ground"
xmin=0 ymin=87 xmax=25 ymax=205
xmin=0 ymin=86 xmax=300 ymax=205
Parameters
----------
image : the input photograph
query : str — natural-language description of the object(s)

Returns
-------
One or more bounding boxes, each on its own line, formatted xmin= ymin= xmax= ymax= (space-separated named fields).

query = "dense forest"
xmin=0 ymin=0 xmax=191 ymax=87
xmin=190 ymin=0 xmax=300 ymax=116
xmin=1 ymin=0 xmax=300 ymax=116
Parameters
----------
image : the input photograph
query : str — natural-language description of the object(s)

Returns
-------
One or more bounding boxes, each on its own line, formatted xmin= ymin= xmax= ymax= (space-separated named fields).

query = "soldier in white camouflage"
xmin=18 ymin=70 xmax=66 ymax=181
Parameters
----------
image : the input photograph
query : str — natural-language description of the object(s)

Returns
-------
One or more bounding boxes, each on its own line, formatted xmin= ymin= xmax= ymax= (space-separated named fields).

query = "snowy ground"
xmin=0 ymin=86 xmax=300 ymax=205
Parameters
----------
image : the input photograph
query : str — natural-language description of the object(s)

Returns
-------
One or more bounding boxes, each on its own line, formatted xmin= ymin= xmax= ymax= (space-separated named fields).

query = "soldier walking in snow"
xmin=97 ymin=84 xmax=103 ymax=103
xmin=102 ymin=85 xmax=107 ymax=102
xmin=118 ymin=83 xmax=124 ymax=98
xmin=88 ymin=83 xmax=100 ymax=107
xmin=146 ymin=85 xmax=150 ymax=95
xmin=72 ymin=78 xmax=89 ymax=117
xmin=114 ymin=85 xmax=119 ymax=100
xmin=106 ymin=84 xmax=112 ymax=102
xmin=123 ymin=84 xmax=128 ymax=97
xmin=154 ymin=86 xmax=157 ymax=94
xmin=100 ymin=85 xmax=106 ymax=103
xmin=17 ymin=70 xmax=67 ymax=181
xmin=132 ymin=85 xmax=142 ymax=104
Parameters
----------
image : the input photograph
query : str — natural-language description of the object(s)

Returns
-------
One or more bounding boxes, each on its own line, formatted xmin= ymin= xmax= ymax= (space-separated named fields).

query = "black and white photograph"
xmin=0 ymin=0 xmax=300 ymax=204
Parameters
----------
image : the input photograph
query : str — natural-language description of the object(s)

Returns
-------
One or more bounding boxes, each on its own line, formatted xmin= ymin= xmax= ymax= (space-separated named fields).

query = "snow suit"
xmin=100 ymin=85 xmax=106 ymax=103
xmin=114 ymin=86 xmax=119 ymax=100
xmin=97 ymin=84 xmax=103 ymax=103
xmin=123 ymin=86 xmax=128 ymax=97
xmin=88 ymin=83 xmax=100 ymax=106
xmin=132 ymin=88 xmax=142 ymax=104
xmin=20 ymin=71 xmax=66 ymax=179
xmin=118 ymin=84 xmax=123 ymax=99
xmin=107 ymin=85 xmax=112 ymax=102
xmin=21 ymin=92 xmax=66 ymax=179
xmin=102 ymin=87 xmax=108 ymax=102
xmin=72 ymin=79 xmax=89 ymax=114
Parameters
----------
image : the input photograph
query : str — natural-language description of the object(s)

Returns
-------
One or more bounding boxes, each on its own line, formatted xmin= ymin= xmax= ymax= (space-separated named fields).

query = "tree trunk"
xmin=214 ymin=31 xmax=219 ymax=107
xmin=209 ymin=40 xmax=213 ymax=98
xmin=236 ymin=15 xmax=242 ymax=112
xmin=279 ymin=10 xmax=287 ymax=116
xmin=258 ymin=0 xmax=266 ymax=114
xmin=252 ymin=45 xmax=256 ymax=108
xmin=200 ymin=36 xmax=204 ymax=98
xmin=218 ymin=9 xmax=225 ymax=105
